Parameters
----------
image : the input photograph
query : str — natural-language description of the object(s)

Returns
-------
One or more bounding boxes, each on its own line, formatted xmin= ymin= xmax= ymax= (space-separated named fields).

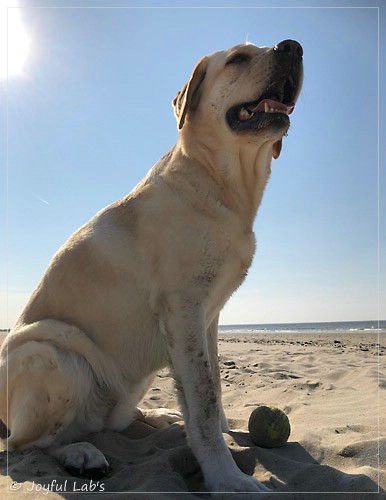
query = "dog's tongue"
xmin=248 ymin=99 xmax=295 ymax=114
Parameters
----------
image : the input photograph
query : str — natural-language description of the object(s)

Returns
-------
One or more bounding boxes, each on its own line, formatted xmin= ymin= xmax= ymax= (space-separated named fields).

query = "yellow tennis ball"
xmin=248 ymin=405 xmax=291 ymax=448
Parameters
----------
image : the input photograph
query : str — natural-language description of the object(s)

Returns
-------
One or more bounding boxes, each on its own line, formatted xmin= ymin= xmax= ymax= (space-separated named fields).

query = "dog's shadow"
xmin=0 ymin=422 xmax=382 ymax=498
xmin=228 ymin=429 xmax=382 ymax=495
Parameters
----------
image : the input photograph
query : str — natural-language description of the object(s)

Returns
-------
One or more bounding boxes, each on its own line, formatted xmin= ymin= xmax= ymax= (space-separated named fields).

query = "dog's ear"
xmin=172 ymin=56 xmax=209 ymax=130
xmin=272 ymin=139 xmax=282 ymax=159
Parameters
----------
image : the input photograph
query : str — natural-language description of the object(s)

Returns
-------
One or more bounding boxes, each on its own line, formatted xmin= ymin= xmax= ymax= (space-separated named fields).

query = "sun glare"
xmin=0 ymin=2 xmax=30 ymax=79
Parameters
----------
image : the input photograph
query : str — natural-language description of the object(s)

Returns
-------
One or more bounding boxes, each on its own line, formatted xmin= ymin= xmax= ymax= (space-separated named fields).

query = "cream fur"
xmin=0 ymin=41 xmax=303 ymax=493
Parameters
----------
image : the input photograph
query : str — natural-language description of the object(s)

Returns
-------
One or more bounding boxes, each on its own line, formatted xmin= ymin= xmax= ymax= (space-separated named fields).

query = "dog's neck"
xmin=228 ymin=141 xmax=273 ymax=222
xmin=176 ymin=131 xmax=273 ymax=229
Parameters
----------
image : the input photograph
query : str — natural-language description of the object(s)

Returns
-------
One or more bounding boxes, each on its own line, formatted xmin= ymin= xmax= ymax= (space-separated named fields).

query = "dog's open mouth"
xmin=226 ymin=77 xmax=298 ymax=132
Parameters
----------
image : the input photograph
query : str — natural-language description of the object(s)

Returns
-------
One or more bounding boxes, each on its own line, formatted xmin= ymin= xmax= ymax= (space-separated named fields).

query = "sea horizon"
xmin=218 ymin=319 xmax=386 ymax=335
xmin=1 ymin=319 xmax=385 ymax=335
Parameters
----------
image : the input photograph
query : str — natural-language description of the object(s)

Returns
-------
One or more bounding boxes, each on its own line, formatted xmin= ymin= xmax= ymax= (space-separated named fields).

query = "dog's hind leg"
xmin=0 ymin=325 xmax=120 ymax=478
xmin=1 ymin=340 xmax=82 ymax=450
xmin=105 ymin=374 xmax=155 ymax=431
xmin=106 ymin=374 xmax=182 ymax=431
xmin=1 ymin=340 xmax=112 ymax=477
xmin=136 ymin=407 xmax=182 ymax=428
xmin=47 ymin=441 xmax=110 ymax=479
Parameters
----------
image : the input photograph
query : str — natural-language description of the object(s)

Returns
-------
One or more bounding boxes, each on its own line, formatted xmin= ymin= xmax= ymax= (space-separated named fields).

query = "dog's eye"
xmin=226 ymin=53 xmax=250 ymax=65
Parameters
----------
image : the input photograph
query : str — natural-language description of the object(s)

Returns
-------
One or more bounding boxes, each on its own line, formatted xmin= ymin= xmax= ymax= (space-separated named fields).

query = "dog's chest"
xmin=207 ymin=228 xmax=255 ymax=319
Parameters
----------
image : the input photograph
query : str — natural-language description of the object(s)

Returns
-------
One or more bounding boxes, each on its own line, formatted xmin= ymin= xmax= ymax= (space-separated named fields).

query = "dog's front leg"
xmin=161 ymin=296 xmax=269 ymax=493
xmin=206 ymin=315 xmax=229 ymax=433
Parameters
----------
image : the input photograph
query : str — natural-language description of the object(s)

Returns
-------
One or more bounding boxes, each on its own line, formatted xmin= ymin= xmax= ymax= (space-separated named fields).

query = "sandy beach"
xmin=0 ymin=331 xmax=384 ymax=499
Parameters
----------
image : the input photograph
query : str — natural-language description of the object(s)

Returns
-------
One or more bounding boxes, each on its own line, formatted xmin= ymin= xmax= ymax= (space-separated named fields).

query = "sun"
xmin=0 ymin=1 xmax=30 ymax=79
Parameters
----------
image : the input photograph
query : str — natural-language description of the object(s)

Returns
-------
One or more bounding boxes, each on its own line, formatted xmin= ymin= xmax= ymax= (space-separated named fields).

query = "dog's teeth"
xmin=240 ymin=103 xmax=290 ymax=120
xmin=239 ymin=107 xmax=253 ymax=121
xmin=263 ymin=104 xmax=290 ymax=115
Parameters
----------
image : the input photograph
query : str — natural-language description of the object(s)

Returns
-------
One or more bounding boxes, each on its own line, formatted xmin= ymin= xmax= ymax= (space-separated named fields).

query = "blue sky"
xmin=1 ymin=0 xmax=385 ymax=327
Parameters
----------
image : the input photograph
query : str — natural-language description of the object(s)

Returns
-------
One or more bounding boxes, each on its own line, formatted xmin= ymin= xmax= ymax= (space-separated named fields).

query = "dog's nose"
xmin=274 ymin=39 xmax=303 ymax=58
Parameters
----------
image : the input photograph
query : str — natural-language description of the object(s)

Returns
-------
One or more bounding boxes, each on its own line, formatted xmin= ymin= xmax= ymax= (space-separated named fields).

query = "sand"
xmin=0 ymin=331 xmax=384 ymax=499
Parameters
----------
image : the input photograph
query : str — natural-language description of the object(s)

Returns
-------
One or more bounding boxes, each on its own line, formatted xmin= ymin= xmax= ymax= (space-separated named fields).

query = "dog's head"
xmin=173 ymin=40 xmax=303 ymax=159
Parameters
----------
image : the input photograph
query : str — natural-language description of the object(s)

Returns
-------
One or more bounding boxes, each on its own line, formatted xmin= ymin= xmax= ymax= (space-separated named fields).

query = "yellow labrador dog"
xmin=0 ymin=40 xmax=303 ymax=492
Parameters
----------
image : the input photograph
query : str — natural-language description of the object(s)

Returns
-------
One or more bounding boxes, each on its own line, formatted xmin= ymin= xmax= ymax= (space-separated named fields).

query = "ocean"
xmin=1 ymin=320 xmax=385 ymax=336
xmin=218 ymin=320 xmax=386 ymax=335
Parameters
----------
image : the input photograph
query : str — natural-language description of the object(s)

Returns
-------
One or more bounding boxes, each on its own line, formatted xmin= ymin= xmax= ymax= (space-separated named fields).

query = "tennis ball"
xmin=248 ymin=405 xmax=291 ymax=448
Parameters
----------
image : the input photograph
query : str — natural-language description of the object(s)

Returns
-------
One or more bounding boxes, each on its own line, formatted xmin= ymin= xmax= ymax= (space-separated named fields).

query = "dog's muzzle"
xmin=226 ymin=39 xmax=303 ymax=133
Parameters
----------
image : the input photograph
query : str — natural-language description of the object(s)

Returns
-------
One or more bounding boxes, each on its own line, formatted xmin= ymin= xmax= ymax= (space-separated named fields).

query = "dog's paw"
xmin=56 ymin=442 xmax=110 ymax=479
xmin=206 ymin=471 xmax=270 ymax=493
xmin=138 ymin=408 xmax=183 ymax=429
